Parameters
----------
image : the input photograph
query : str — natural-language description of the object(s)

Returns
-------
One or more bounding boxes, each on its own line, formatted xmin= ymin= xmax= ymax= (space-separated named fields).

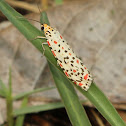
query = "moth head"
xmin=41 ymin=24 xmax=51 ymax=32
xmin=41 ymin=24 xmax=44 ymax=31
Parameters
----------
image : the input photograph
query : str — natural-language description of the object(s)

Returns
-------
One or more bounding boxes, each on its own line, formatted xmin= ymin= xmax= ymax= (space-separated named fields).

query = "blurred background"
xmin=0 ymin=0 xmax=126 ymax=125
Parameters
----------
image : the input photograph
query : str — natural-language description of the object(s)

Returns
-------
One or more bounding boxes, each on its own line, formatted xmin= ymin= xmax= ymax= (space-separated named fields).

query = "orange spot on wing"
xmin=79 ymin=83 xmax=83 ymax=86
xmin=73 ymin=70 xmax=76 ymax=73
xmin=84 ymin=74 xmax=88 ymax=80
xmin=54 ymin=41 xmax=57 ymax=44
xmin=52 ymin=51 xmax=56 ymax=56
xmin=65 ymin=72 xmax=69 ymax=77
xmin=69 ymin=53 xmax=71 ymax=56
xmin=62 ymin=47 xmax=64 ymax=49
xmin=60 ymin=64 xmax=62 ymax=67
xmin=74 ymin=82 xmax=77 ymax=84
xmin=77 ymin=59 xmax=79 ymax=64
xmin=60 ymin=35 xmax=63 ymax=39
xmin=47 ymin=41 xmax=50 ymax=46
xmin=84 ymin=67 xmax=87 ymax=69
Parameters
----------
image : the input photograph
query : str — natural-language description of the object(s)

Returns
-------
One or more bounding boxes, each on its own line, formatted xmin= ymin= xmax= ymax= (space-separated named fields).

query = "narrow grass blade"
xmin=6 ymin=68 xmax=14 ymax=126
xmin=0 ymin=80 xmax=7 ymax=91
xmin=8 ymin=67 xmax=12 ymax=96
xmin=13 ymin=102 xmax=64 ymax=116
xmin=48 ymin=61 xmax=91 ymax=126
xmin=6 ymin=96 xmax=13 ymax=126
xmin=75 ymin=83 xmax=126 ymax=126
xmin=13 ymin=86 xmax=55 ymax=100
xmin=15 ymin=97 xmax=28 ymax=126
xmin=0 ymin=89 xmax=6 ymax=97
xmin=40 ymin=11 xmax=50 ymax=25
xmin=0 ymin=80 xmax=7 ymax=97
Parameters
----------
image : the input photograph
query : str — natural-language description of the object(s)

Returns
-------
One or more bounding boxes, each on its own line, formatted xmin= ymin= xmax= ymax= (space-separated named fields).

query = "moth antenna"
xmin=37 ymin=2 xmax=42 ymax=14
xmin=25 ymin=18 xmax=41 ymax=24
xmin=17 ymin=16 xmax=41 ymax=24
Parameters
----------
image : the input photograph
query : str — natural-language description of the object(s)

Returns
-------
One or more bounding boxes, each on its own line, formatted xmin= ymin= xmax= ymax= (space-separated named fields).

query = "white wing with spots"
xmin=43 ymin=24 xmax=92 ymax=91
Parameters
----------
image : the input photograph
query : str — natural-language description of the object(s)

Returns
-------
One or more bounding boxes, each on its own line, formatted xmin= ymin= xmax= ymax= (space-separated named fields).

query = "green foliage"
xmin=13 ymin=86 xmax=55 ymax=100
xmin=6 ymin=68 xmax=13 ymax=126
xmin=14 ymin=102 xmax=64 ymax=116
xmin=15 ymin=97 xmax=28 ymax=126
xmin=0 ymin=79 xmax=7 ymax=97
xmin=0 ymin=68 xmax=56 ymax=126
xmin=48 ymin=61 xmax=91 ymax=126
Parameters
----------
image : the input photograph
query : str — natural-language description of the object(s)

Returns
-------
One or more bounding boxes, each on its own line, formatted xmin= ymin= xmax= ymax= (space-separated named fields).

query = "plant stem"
xmin=6 ymin=95 xmax=13 ymax=126
xmin=6 ymin=67 xmax=14 ymax=126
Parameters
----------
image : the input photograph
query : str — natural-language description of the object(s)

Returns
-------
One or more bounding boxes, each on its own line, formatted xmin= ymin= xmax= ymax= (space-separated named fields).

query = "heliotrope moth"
xmin=41 ymin=24 xmax=92 ymax=91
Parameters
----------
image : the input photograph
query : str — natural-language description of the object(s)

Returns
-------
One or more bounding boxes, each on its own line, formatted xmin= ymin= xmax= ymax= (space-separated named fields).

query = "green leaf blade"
xmin=14 ymin=102 xmax=64 ymax=116
xmin=0 ymin=80 xmax=7 ymax=97
xmin=77 ymin=83 xmax=126 ymax=126
xmin=48 ymin=61 xmax=91 ymax=126
xmin=15 ymin=97 xmax=28 ymax=126
xmin=13 ymin=86 xmax=55 ymax=100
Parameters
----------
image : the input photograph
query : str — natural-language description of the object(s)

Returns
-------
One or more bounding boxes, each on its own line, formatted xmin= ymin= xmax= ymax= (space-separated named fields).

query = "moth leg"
xmin=56 ymin=60 xmax=60 ymax=66
xmin=57 ymin=60 xmax=63 ymax=68
xmin=42 ymin=42 xmax=48 ymax=55
xmin=55 ymin=58 xmax=60 ymax=66
xmin=30 ymin=36 xmax=46 ymax=41
xmin=36 ymin=36 xmax=46 ymax=39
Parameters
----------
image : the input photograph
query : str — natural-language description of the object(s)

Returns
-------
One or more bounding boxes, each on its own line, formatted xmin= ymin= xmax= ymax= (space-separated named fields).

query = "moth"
xmin=40 ymin=24 xmax=92 ymax=91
